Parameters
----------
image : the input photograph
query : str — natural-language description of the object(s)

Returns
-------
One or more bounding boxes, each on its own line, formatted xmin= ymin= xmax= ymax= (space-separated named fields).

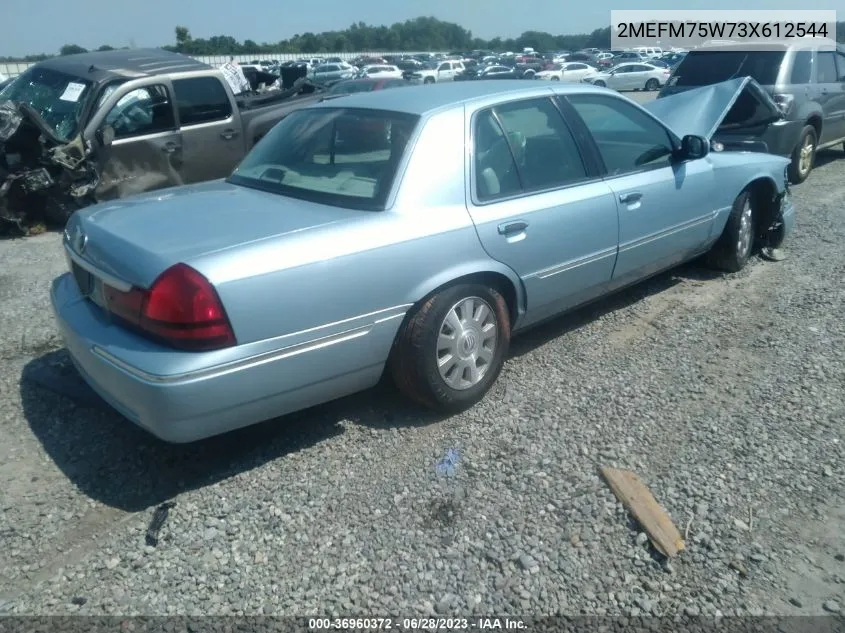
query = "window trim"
xmin=172 ymin=76 xmax=234 ymax=128
xmin=563 ymin=92 xmax=681 ymax=180
xmin=105 ymin=83 xmax=178 ymax=142
xmin=468 ymin=95 xmax=601 ymax=207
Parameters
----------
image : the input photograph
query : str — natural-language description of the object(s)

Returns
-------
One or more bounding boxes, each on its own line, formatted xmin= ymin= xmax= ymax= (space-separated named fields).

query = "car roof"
xmin=695 ymin=37 xmax=841 ymax=51
xmin=310 ymin=81 xmax=618 ymax=116
xmin=36 ymin=48 xmax=210 ymax=83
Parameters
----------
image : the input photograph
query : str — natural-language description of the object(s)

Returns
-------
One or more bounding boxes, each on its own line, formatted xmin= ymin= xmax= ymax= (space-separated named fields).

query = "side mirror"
xmin=95 ymin=125 xmax=115 ymax=148
xmin=679 ymin=134 xmax=709 ymax=160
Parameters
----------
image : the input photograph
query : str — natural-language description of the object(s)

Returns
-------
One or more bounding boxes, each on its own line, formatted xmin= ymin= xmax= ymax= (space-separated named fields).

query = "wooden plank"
xmin=601 ymin=466 xmax=686 ymax=558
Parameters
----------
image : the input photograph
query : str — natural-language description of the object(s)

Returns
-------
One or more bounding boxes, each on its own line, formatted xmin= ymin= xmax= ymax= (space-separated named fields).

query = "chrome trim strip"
xmin=619 ymin=211 xmax=720 ymax=253
xmin=111 ymin=130 xmax=180 ymax=146
xmin=89 ymin=302 xmax=413 ymax=384
xmin=530 ymin=246 xmax=618 ymax=280
xmin=93 ymin=323 xmax=373 ymax=384
xmin=64 ymin=243 xmax=133 ymax=292
xmin=262 ymin=303 xmax=413 ymax=344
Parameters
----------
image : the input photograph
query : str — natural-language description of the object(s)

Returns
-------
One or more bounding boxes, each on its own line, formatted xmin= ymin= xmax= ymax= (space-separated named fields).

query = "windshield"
xmin=0 ymin=67 xmax=93 ymax=141
xmin=229 ymin=107 xmax=420 ymax=210
xmin=670 ymin=50 xmax=786 ymax=87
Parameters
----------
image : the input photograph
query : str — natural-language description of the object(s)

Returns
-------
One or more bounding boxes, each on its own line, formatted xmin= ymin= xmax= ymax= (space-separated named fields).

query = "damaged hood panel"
xmin=644 ymin=77 xmax=782 ymax=141
xmin=0 ymin=100 xmax=99 ymax=235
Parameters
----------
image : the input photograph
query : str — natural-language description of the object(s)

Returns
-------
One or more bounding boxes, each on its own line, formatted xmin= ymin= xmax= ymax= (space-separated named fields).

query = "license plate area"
xmin=70 ymin=260 xmax=107 ymax=308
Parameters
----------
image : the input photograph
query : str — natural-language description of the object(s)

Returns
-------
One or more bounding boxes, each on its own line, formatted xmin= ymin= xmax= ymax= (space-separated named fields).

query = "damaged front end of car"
xmin=0 ymin=101 xmax=101 ymax=236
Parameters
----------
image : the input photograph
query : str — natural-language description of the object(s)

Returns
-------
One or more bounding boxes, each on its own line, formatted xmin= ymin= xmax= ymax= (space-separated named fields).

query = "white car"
xmin=359 ymin=64 xmax=404 ymax=79
xmin=414 ymin=60 xmax=465 ymax=84
xmin=633 ymin=46 xmax=664 ymax=58
xmin=535 ymin=62 xmax=596 ymax=82
xmin=581 ymin=62 xmax=671 ymax=91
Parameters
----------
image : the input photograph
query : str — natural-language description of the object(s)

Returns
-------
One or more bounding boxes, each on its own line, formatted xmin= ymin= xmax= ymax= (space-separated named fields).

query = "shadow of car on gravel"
xmin=19 ymin=350 xmax=441 ymax=511
xmin=18 ymin=262 xmax=728 ymax=512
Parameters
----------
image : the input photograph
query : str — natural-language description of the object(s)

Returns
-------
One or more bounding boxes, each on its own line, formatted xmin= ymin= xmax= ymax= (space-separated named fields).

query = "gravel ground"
xmin=1 ymin=130 xmax=844 ymax=617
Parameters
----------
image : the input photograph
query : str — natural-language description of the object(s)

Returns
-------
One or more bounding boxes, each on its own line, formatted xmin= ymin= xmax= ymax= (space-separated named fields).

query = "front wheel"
xmin=706 ymin=189 xmax=756 ymax=272
xmin=551 ymin=75 xmax=560 ymax=81
xmin=593 ymin=80 xmax=606 ymax=87
xmin=645 ymin=78 xmax=659 ymax=91
xmin=788 ymin=125 xmax=817 ymax=184
xmin=424 ymin=77 xmax=435 ymax=84
xmin=389 ymin=284 xmax=511 ymax=413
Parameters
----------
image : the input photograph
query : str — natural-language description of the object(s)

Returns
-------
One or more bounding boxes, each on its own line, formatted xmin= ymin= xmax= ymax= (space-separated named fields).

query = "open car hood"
xmin=643 ymin=77 xmax=782 ymax=140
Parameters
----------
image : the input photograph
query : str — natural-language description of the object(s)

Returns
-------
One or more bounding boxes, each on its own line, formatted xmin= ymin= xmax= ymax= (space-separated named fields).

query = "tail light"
xmin=102 ymin=263 xmax=236 ymax=351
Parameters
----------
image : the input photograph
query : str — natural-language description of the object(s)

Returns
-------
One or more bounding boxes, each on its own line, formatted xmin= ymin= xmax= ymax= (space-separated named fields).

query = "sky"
xmin=4 ymin=0 xmax=840 ymax=57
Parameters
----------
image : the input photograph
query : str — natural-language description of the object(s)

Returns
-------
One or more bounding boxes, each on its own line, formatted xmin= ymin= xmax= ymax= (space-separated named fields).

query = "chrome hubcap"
xmin=737 ymin=200 xmax=753 ymax=257
xmin=798 ymin=136 xmax=814 ymax=175
xmin=437 ymin=297 xmax=498 ymax=390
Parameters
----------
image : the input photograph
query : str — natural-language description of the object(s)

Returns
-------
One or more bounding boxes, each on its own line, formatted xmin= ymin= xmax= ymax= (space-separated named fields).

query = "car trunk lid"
xmin=64 ymin=179 xmax=355 ymax=289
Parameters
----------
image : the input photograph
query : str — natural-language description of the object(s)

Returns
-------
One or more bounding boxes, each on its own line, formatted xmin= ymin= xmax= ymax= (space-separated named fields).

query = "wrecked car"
xmin=0 ymin=48 xmax=326 ymax=235
xmin=50 ymin=80 xmax=794 ymax=442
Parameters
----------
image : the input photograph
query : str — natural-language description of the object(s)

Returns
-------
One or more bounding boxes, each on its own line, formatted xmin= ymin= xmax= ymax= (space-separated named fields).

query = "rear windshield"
xmin=670 ymin=50 xmax=786 ymax=87
xmin=229 ymin=107 xmax=419 ymax=210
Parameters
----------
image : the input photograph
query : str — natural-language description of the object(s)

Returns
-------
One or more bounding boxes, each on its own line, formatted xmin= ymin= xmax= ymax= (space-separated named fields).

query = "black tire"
xmin=551 ymin=75 xmax=560 ymax=81
xmin=423 ymin=76 xmax=435 ymax=84
xmin=788 ymin=125 xmax=817 ymax=184
xmin=706 ymin=189 xmax=756 ymax=273
xmin=645 ymin=78 xmax=659 ymax=91
xmin=389 ymin=283 xmax=511 ymax=413
xmin=594 ymin=80 xmax=606 ymax=87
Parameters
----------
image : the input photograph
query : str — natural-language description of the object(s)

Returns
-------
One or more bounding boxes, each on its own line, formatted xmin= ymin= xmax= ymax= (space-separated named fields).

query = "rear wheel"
xmin=788 ymin=125 xmax=817 ymax=184
xmin=645 ymin=78 xmax=659 ymax=91
xmin=706 ymin=189 xmax=756 ymax=273
xmin=389 ymin=284 xmax=511 ymax=413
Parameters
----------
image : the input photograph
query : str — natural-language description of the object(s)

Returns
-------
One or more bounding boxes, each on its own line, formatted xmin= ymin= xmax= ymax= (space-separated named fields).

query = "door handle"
xmin=619 ymin=191 xmax=643 ymax=204
xmin=497 ymin=220 xmax=529 ymax=235
xmin=220 ymin=129 xmax=238 ymax=140
xmin=161 ymin=142 xmax=179 ymax=154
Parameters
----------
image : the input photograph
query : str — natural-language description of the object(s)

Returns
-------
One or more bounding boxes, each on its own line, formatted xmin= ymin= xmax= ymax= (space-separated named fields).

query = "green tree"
xmin=59 ymin=44 xmax=88 ymax=56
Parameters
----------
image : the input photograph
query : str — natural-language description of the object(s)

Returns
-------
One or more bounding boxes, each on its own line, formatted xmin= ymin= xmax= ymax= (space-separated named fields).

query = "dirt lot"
xmin=0 ymin=100 xmax=844 ymax=617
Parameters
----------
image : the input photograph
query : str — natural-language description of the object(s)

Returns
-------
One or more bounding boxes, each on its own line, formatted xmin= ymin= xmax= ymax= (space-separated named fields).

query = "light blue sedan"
xmin=51 ymin=80 xmax=795 ymax=442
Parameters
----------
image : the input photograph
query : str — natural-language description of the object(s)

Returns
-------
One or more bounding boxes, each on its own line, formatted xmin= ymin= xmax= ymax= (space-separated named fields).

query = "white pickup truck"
xmin=412 ymin=60 xmax=466 ymax=84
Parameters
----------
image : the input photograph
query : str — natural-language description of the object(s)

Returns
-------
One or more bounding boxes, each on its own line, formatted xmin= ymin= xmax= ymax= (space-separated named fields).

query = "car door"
xmin=435 ymin=62 xmax=452 ymax=81
xmin=814 ymin=50 xmax=845 ymax=144
xmin=85 ymin=78 xmax=183 ymax=201
xmin=608 ymin=65 xmax=635 ymax=90
xmin=568 ymin=63 xmax=592 ymax=81
xmin=626 ymin=64 xmax=653 ymax=89
xmin=171 ymin=75 xmax=244 ymax=184
xmin=563 ymin=92 xmax=719 ymax=286
xmin=465 ymin=96 xmax=620 ymax=326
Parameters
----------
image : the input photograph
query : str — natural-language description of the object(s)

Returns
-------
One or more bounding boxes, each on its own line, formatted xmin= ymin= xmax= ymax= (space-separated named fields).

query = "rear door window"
xmin=670 ymin=50 xmax=786 ymax=87
xmin=790 ymin=50 xmax=812 ymax=84
xmin=816 ymin=52 xmax=838 ymax=83
xmin=172 ymin=77 xmax=233 ymax=126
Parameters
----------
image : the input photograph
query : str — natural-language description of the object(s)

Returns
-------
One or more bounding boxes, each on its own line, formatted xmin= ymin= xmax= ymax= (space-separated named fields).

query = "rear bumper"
xmin=50 ymin=273 xmax=393 ymax=443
